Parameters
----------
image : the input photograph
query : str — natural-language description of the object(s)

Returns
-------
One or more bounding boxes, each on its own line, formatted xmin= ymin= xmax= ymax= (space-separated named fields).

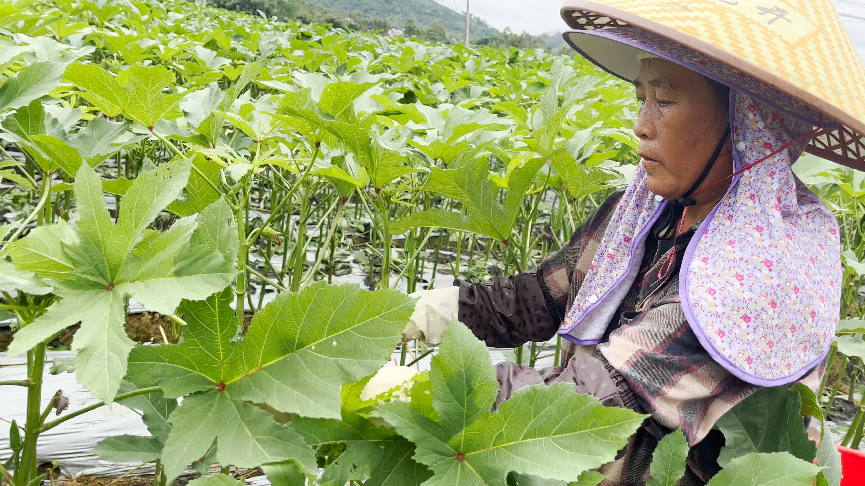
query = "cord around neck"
xmin=654 ymin=115 xmax=825 ymax=281
xmin=653 ymin=125 xmax=731 ymax=239
xmin=675 ymin=126 xmax=732 ymax=207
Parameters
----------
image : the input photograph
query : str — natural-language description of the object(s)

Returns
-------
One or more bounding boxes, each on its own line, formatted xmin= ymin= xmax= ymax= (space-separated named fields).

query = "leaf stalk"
xmin=0 ymin=381 xmax=30 ymax=387
xmin=0 ymin=175 xmax=52 ymax=254
xmin=39 ymin=386 xmax=162 ymax=434
xmin=246 ymin=143 xmax=320 ymax=247
xmin=0 ymin=463 xmax=14 ymax=485
xmin=246 ymin=264 xmax=286 ymax=292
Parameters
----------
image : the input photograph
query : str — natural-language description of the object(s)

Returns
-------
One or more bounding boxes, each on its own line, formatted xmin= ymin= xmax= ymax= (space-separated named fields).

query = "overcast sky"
xmin=436 ymin=0 xmax=865 ymax=61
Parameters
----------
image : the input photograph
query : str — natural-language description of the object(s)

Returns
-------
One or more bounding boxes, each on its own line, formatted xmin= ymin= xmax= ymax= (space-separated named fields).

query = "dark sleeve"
xmin=456 ymin=273 xmax=558 ymax=348
xmin=456 ymin=189 xmax=627 ymax=348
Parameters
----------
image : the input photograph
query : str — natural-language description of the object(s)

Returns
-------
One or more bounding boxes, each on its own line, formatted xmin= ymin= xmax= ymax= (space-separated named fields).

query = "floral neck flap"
xmin=559 ymin=91 xmax=842 ymax=386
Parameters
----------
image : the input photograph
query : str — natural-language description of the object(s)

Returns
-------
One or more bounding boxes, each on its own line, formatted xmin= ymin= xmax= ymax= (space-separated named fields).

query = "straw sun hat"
xmin=560 ymin=0 xmax=865 ymax=171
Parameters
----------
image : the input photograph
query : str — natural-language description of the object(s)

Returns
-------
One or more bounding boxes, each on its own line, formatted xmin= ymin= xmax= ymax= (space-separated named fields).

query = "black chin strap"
xmin=653 ymin=126 xmax=731 ymax=240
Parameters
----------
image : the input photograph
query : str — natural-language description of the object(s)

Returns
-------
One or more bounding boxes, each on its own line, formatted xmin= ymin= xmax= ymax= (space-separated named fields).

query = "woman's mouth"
xmin=641 ymin=157 xmax=660 ymax=168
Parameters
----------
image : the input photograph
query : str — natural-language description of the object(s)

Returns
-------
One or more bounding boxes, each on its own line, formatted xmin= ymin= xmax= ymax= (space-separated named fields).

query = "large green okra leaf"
xmin=92 ymin=435 xmax=162 ymax=463
xmin=427 ymin=316 xmax=499 ymax=447
xmin=67 ymin=117 xmax=144 ymax=167
xmin=129 ymin=281 xmax=415 ymax=413
xmin=0 ymin=62 xmax=65 ymax=116
xmin=5 ymin=161 xmax=234 ymax=403
xmin=159 ymin=389 xmax=317 ymax=484
xmin=93 ymin=371 xmax=181 ymax=464
xmin=115 ymin=380 xmax=178 ymax=440
xmin=125 ymin=289 xmax=315 ymax=482
xmin=706 ymin=452 xmax=820 ymax=486
xmin=126 ymin=283 xmax=416 ymax=482
xmin=64 ymin=63 xmax=184 ymax=128
xmin=715 ymin=387 xmax=816 ymax=468
xmin=321 ymin=439 xmax=429 ymax=486
xmin=373 ymin=321 xmax=646 ymax=486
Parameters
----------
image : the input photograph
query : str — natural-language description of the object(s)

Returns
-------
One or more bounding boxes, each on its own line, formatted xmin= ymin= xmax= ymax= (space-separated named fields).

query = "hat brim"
xmin=563 ymin=30 xmax=829 ymax=127
xmin=560 ymin=0 xmax=865 ymax=171
xmin=564 ymin=33 xmax=641 ymax=81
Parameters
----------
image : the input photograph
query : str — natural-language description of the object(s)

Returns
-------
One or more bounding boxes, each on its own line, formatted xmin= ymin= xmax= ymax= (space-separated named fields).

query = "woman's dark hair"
xmin=705 ymin=77 xmax=731 ymax=113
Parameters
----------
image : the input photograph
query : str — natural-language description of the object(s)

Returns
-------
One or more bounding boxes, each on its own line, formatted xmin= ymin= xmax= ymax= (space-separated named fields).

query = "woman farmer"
xmin=401 ymin=0 xmax=865 ymax=484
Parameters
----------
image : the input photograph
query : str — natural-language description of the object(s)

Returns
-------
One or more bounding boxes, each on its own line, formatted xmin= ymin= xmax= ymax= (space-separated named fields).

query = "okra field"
xmin=0 ymin=0 xmax=861 ymax=484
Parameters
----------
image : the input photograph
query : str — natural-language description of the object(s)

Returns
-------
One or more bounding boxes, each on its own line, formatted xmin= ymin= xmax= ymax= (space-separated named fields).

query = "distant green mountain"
xmin=303 ymin=0 xmax=501 ymax=40
xmin=541 ymin=32 xmax=569 ymax=52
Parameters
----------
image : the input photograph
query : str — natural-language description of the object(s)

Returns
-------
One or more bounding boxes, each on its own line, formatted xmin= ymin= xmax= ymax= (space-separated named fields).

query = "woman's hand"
xmin=401 ymin=287 xmax=459 ymax=345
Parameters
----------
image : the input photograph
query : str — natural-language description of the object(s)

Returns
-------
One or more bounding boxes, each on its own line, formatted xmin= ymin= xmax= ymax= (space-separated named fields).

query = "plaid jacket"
xmin=457 ymin=189 xmax=822 ymax=485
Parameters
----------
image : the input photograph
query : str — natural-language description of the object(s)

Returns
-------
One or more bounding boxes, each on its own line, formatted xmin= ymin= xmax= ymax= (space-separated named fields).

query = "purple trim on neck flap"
xmin=557 ymin=200 xmax=667 ymax=345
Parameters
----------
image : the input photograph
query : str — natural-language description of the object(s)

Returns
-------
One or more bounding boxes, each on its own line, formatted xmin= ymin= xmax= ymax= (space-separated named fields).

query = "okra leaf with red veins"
xmin=373 ymin=321 xmax=646 ymax=486
xmin=391 ymin=157 xmax=544 ymax=242
xmin=126 ymin=289 xmax=316 ymax=483
xmin=5 ymin=160 xmax=235 ymax=404
xmin=64 ymin=63 xmax=185 ymax=128
xmin=126 ymin=282 xmax=415 ymax=483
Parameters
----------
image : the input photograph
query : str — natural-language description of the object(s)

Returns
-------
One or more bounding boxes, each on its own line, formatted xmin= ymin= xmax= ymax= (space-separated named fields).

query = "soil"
xmin=58 ymin=475 xmax=154 ymax=486
xmin=0 ymin=312 xmax=257 ymax=353
xmin=1 ymin=313 xmax=179 ymax=353
xmin=39 ymin=462 xmax=265 ymax=485
xmin=47 ymin=469 xmax=264 ymax=485
xmin=0 ymin=326 xmax=11 ymax=352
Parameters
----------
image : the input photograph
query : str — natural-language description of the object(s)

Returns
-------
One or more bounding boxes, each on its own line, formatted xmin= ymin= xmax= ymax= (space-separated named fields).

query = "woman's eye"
xmin=657 ymin=100 xmax=673 ymax=107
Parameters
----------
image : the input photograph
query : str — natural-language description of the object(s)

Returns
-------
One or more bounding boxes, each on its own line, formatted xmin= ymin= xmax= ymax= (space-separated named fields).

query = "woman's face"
xmin=633 ymin=59 xmax=732 ymax=200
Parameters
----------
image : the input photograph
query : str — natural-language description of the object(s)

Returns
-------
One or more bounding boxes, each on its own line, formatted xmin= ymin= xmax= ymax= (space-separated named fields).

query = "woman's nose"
xmin=633 ymin=109 xmax=653 ymax=141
